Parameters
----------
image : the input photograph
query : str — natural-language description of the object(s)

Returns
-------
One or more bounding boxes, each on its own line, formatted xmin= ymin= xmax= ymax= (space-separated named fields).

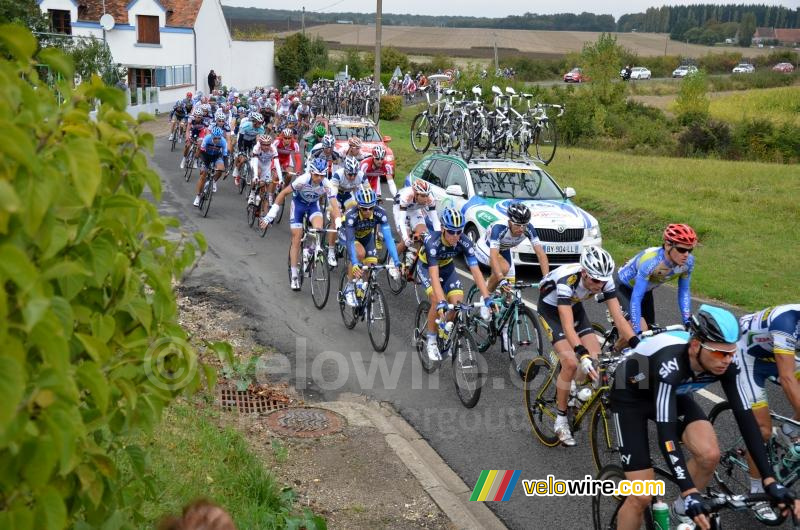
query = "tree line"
xmin=222 ymin=4 xmax=798 ymax=35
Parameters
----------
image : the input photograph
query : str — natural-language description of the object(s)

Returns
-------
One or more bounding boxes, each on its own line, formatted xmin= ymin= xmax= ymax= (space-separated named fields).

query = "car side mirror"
xmin=445 ymin=184 xmax=466 ymax=198
xmin=383 ymin=135 xmax=392 ymax=143
xmin=564 ymin=187 xmax=576 ymax=198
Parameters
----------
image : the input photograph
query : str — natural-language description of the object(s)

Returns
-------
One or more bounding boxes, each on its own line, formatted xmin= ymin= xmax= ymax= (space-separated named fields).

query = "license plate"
xmin=543 ymin=243 xmax=579 ymax=254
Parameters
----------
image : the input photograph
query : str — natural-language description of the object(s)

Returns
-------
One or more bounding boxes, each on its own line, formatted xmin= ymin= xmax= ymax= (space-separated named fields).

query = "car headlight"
xmin=588 ymin=225 xmax=601 ymax=239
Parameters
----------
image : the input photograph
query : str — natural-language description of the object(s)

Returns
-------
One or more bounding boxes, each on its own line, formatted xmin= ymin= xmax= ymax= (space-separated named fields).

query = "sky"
xmin=223 ymin=1 xmax=797 ymax=20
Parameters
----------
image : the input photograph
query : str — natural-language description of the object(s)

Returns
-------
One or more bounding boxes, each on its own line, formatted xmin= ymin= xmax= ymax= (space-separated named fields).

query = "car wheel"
xmin=465 ymin=224 xmax=480 ymax=245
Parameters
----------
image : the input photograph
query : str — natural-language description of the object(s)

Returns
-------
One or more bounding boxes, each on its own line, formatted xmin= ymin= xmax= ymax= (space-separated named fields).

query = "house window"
xmin=129 ymin=68 xmax=154 ymax=88
xmin=49 ymin=9 xmax=72 ymax=34
xmin=157 ymin=65 xmax=193 ymax=87
xmin=137 ymin=15 xmax=160 ymax=44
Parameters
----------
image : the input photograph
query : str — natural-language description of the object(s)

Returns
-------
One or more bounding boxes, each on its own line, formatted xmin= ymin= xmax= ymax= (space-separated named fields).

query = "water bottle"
xmin=576 ymin=387 xmax=593 ymax=403
xmin=355 ymin=280 xmax=366 ymax=300
xmin=779 ymin=422 xmax=800 ymax=467
xmin=676 ymin=524 xmax=694 ymax=530
xmin=302 ymin=247 xmax=312 ymax=269
xmin=438 ymin=320 xmax=453 ymax=340
xmin=652 ymin=500 xmax=669 ymax=530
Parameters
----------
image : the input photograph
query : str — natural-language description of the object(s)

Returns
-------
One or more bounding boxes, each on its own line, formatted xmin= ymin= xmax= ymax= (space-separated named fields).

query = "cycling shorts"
xmin=392 ymin=205 xmax=428 ymax=239
xmin=475 ymin=246 xmax=515 ymax=281
xmin=418 ymin=263 xmax=462 ymax=298
xmin=201 ymin=151 xmax=225 ymax=170
xmin=737 ymin=352 xmax=800 ymax=410
xmin=238 ymin=137 xmax=256 ymax=154
xmin=336 ymin=190 xmax=357 ymax=210
xmin=609 ymin=395 xmax=705 ymax=472
xmin=290 ymin=198 xmax=322 ymax=230
xmin=536 ymin=300 xmax=593 ymax=344
xmin=338 ymin=231 xmax=378 ymax=263
xmin=613 ymin=271 xmax=655 ymax=327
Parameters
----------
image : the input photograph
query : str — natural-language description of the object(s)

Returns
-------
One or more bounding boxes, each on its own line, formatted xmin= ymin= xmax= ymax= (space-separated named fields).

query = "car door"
xmin=422 ymin=159 xmax=452 ymax=215
xmin=441 ymin=163 xmax=469 ymax=214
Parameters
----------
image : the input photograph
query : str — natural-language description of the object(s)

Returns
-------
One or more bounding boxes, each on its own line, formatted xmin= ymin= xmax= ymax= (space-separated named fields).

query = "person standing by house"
xmin=207 ymin=69 xmax=217 ymax=93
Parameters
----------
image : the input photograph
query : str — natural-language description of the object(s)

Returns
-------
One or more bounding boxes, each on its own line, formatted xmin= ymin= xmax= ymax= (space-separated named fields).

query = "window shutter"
xmin=137 ymin=15 xmax=160 ymax=44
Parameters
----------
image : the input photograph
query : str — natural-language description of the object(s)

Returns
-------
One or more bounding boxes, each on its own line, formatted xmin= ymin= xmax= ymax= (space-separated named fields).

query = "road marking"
xmin=454 ymin=267 xmax=727 ymax=405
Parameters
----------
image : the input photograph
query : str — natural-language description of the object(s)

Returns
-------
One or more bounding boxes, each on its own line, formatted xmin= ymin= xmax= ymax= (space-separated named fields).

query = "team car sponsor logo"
xmin=475 ymin=209 xmax=499 ymax=229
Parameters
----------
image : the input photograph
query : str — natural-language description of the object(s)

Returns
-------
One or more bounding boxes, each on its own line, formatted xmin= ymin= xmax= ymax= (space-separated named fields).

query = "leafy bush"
xmin=674 ymin=69 xmax=710 ymax=125
xmin=677 ymin=120 xmax=732 ymax=157
xmin=363 ymin=46 xmax=409 ymax=74
xmin=305 ymin=67 xmax=336 ymax=82
xmin=379 ymin=95 xmax=402 ymax=120
xmin=498 ymin=56 xmax=566 ymax=81
xmin=0 ymin=25 xmax=223 ymax=527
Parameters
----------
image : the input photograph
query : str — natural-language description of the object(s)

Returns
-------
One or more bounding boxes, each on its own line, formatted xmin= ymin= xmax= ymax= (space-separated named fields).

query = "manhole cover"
xmin=265 ymin=407 xmax=345 ymax=438
xmin=218 ymin=387 xmax=288 ymax=414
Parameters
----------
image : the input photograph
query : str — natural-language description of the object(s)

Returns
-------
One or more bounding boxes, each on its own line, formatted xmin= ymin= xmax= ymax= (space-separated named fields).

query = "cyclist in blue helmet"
xmin=193 ymin=124 xmax=228 ymax=207
xmin=417 ymin=207 xmax=495 ymax=362
xmin=263 ymin=157 xmax=338 ymax=291
xmin=610 ymin=304 xmax=800 ymax=529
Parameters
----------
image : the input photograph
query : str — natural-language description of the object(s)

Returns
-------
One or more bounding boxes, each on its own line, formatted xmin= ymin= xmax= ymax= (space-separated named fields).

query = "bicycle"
xmin=413 ymin=300 xmax=489 ymax=408
xmin=183 ymin=139 xmax=199 ymax=182
xmin=710 ymin=395 xmax=800 ymax=526
xmin=286 ymin=226 xmax=335 ymax=309
xmin=337 ymin=264 xmax=391 ymax=352
xmin=171 ymin=120 xmax=186 ymax=152
xmin=592 ymin=463 xmax=798 ymax=529
xmin=197 ymin=165 xmax=213 ymax=218
xmin=528 ymin=102 xmax=564 ymax=166
xmin=465 ymin=282 xmax=544 ymax=380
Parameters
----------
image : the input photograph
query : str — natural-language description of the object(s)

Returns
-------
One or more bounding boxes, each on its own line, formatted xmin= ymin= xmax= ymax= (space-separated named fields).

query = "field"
xmin=708 ymin=86 xmax=800 ymax=125
xmin=379 ymin=106 xmax=800 ymax=310
xmin=280 ymin=24 xmax=775 ymax=59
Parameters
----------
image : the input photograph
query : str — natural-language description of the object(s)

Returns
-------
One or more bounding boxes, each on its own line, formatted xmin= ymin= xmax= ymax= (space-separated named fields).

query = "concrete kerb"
xmin=317 ymin=397 xmax=507 ymax=530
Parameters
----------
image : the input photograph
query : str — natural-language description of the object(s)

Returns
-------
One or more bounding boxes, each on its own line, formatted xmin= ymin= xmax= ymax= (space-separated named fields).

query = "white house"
xmin=37 ymin=0 xmax=275 ymax=111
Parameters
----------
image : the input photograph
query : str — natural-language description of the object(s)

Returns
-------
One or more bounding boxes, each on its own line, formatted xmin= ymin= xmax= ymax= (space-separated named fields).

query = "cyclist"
xmin=616 ymin=224 xmax=697 ymax=334
xmin=475 ymin=202 xmax=549 ymax=353
xmin=248 ymin=134 xmax=281 ymax=218
xmin=359 ymin=145 xmax=397 ymax=199
xmin=304 ymin=123 xmax=327 ymax=157
xmin=232 ymin=112 xmax=265 ymax=186
xmin=180 ymin=108 xmax=207 ymax=169
xmin=418 ymin=208 xmax=495 ymax=361
xmin=193 ymin=126 xmax=227 ymax=207
xmin=272 ymin=128 xmax=303 ymax=182
xmin=393 ymin=179 xmax=440 ymax=267
xmin=261 ymin=157 xmax=337 ymax=291
xmin=295 ymin=98 xmax=313 ymax=133
xmin=339 ymin=136 xmax=365 ymax=161
xmin=213 ymin=110 xmax=232 ymax=169
xmin=308 ymin=134 xmax=343 ymax=176
xmin=326 ymin=156 xmax=365 ymax=267
xmin=735 ymin=304 xmax=800 ymax=523
xmin=340 ymin=188 xmax=400 ymax=306
xmin=537 ymin=246 xmax=637 ymax=446
xmin=610 ymin=305 xmax=800 ymax=529
xmin=169 ymin=92 xmax=192 ymax=141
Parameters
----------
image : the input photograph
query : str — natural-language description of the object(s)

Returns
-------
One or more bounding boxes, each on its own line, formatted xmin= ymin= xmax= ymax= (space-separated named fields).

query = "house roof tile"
xmin=77 ymin=0 xmax=202 ymax=28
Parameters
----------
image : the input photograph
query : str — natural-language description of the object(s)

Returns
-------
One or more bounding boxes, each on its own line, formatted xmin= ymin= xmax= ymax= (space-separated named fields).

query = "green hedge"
xmin=379 ymin=95 xmax=402 ymax=120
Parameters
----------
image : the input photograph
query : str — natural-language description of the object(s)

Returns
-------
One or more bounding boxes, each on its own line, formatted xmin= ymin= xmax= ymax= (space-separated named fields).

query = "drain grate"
xmin=265 ymin=407 xmax=345 ymax=438
xmin=218 ymin=387 xmax=289 ymax=414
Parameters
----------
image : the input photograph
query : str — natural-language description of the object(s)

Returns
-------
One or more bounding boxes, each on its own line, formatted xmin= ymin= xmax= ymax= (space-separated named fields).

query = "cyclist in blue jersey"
xmin=340 ymin=188 xmax=400 ymax=306
xmin=193 ymin=126 xmax=228 ymax=207
xmin=611 ymin=305 xmax=799 ymax=529
xmin=418 ymin=208 xmax=495 ymax=361
xmin=735 ymin=304 xmax=800 ymax=522
xmin=616 ymin=224 xmax=697 ymax=334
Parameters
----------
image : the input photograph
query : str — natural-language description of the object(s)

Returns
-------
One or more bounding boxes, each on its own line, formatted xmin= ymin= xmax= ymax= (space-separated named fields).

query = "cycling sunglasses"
xmin=700 ymin=342 xmax=736 ymax=359
xmin=672 ymin=245 xmax=694 ymax=254
xmin=358 ymin=206 xmax=374 ymax=212
xmin=444 ymin=229 xmax=463 ymax=236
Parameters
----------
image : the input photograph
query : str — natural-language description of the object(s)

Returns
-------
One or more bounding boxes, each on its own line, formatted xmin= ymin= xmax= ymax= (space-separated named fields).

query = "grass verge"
xmin=125 ymin=400 xmax=324 ymax=529
xmin=378 ymin=107 xmax=799 ymax=310
xmin=707 ymin=86 xmax=800 ymax=125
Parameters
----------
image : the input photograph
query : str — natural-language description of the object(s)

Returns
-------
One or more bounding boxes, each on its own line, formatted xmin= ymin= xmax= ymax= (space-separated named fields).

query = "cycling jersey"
xmin=394 ymin=187 xmax=439 ymax=242
xmin=539 ymin=264 xmax=616 ymax=307
xmin=251 ymin=142 xmax=281 ymax=181
xmin=611 ymin=331 xmax=773 ymax=492
xmin=200 ymin=135 xmax=228 ymax=158
xmin=329 ymin=167 xmax=365 ymax=206
xmin=617 ymin=246 xmax=694 ymax=333
xmin=340 ymin=206 xmax=400 ymax=266
xmin=187 ymin=118 xmax=206 ymax=139
xmin=295 ymin=105 xmax=312 ymax=119
xmin=172 ymin=98 xmax=191 ymax=119
xmin=475 ymin=221 xmax=542 ymax=282
xmin=291 ymin=173 xmax=332 ymax=205
xmin=238 ymin=120 xmax=264 ymax=143
xmin=272 ymin=139 xmax=302 ymax=171
xmin=418 ymin=231 xmax=478 ymax=270
xmin=359 ymin=157 xmax=394 ymax=196
xmin=737 ymin=305 xmax=800 ymax=409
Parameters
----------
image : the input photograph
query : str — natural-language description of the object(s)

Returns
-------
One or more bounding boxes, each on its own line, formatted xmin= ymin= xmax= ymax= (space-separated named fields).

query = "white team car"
xmin=403 ymin=154 xmax=602 ymax=268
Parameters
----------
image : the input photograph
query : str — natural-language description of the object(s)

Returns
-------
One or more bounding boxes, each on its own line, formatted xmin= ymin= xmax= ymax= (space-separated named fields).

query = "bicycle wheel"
xmin=508 ymin=305 xmax=544 ymax=380
xmin=414 ymin=301 xmax=437 ymax=374
xmin=465 ymin=285 xmax=493 ymax=353
xmin=367 ymin=285 xmax=390 ymax=352
xmin=247 ymin=201 xmax=257 ymax=228
xmin=535 ymin=120 xmax=558 ymax=165
xmin=170 ymin=131 xmax=178 ymax=152
xmin=591 ymin=465 xmax=628 ymax=530
xmin=459 ymin=116 xmax=475 ymax=162
xmin=709 ymin=402 xmax=755 ymax=498
xmin=201 ymin=182 xmax=212 ymax=218
xmin=338 ymin=269 xmax=357 ymax=329
xmin=239 ymin=162 xmax=249 ymax=194
xmin=440 ymin=114 xmax=454 ymax=154
xmin=310 ymin=251 xmax=331 ymax=310
xmin=183 ymin=151 xmax=194 ymax=182
xmin=387 ymin=258 xmax=406 ymax=295
xmin=524 ymin=356 xmax=560 ymax=447
xmin=452 ymin=329 xmax=485 ymax=409
xmin=589 ymin=399 xmax=620 ymax=473
xmin=410 ymin=113 xmax=431 ymax=153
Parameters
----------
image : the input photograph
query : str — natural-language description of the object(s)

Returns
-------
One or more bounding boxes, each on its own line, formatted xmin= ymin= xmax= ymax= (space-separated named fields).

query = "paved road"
xmin=151 ymin=142 xmax=793 ymax=529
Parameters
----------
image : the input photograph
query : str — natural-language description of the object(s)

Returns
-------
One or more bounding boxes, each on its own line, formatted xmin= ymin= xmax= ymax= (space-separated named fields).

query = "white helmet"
xmin=580 ymin=246 xmax=614 ymax=282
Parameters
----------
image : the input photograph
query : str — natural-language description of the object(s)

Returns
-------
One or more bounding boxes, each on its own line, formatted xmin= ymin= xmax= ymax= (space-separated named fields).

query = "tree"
xmin=0 ymin=0 xmax=48 ymax=34
xmin=739 ymin=12 xmax=757 ymax=47
xmin=63 ymin=37 xmax=126 ymax=86
xmin=0 ymin=24 xmax=224 ymax=527
xmin=363 ymin=46 xmax=409 ymax=74
xmin=336 ymin=48 xmax=365 ymax=79
xmin=580 ymin=33 xmax=625 ymax=106
xmin=308 ymin=35 xmax=328 ymax=71
xmin=675 ymin=69 xmax=710 ymax=125
xmin=275 ymin=33 xmax=311 ymax=84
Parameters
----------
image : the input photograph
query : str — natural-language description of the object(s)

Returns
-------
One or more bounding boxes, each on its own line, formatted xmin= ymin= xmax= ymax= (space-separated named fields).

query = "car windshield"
xmin=569 ymin=68 xmax=581 ymax=73
xmin=469 ymin=168 xmax=564 ymax=200
xmin=329 ymin=123 xmax=382 ymax=142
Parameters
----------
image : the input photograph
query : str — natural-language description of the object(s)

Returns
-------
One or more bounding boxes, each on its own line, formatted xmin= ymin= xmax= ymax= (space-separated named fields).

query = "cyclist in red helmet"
xmin=359 ymin=144 xmax=397 ymax=199
xmin=616 ymin=223 xmax=697 ymax=334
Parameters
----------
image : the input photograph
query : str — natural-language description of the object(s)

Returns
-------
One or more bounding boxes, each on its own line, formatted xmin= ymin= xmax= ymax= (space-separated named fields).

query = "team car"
xmin=323 ymin=116 xmax=395 ymax=178
xmin=403 ymin=153 xmax=602 ymax=268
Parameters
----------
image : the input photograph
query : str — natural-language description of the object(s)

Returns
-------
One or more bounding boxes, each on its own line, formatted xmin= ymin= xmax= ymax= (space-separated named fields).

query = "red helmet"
xmin=186 ymin=92 xmax=193 ymax=98
xmin=663 ymin=224 xmax=697 ymax=246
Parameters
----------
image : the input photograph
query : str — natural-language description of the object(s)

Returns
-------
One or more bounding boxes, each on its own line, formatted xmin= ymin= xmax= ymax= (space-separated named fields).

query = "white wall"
xmin=230 ymin=40 xmax=275 ymax=90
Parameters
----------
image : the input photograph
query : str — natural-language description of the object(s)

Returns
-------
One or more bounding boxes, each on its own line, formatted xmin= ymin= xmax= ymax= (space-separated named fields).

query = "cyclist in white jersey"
xmin=392 ymin=179 xmax=440 ymax=265
xmin=325 ymin=156 xmax=366 ymax=267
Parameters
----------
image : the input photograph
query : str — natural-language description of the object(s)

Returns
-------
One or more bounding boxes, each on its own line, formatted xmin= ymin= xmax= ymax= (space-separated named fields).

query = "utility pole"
xmin=374 ymin=0 xmax=382 ymax=107
xmin=493 ymin=32 xmax=499 ymax=73
xmin=302 ymin=7 xmax=305 ymax=35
